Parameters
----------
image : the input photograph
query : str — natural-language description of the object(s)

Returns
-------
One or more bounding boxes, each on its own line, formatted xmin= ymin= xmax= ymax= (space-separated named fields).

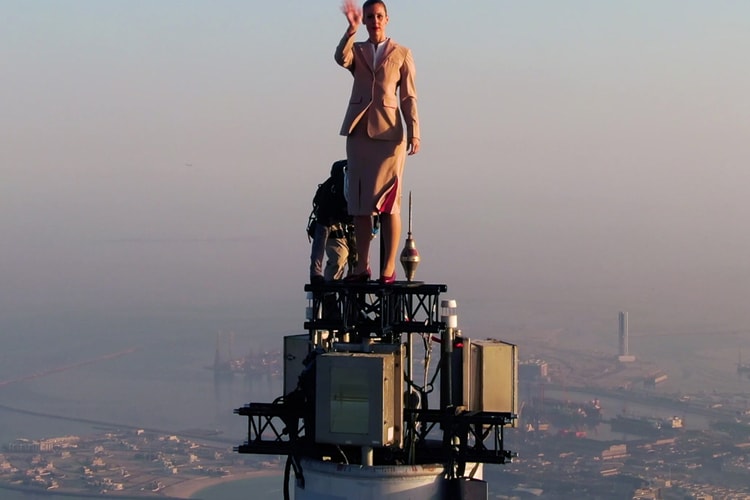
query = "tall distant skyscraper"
xmin=618 ymin=311 xmax=635 ymax=362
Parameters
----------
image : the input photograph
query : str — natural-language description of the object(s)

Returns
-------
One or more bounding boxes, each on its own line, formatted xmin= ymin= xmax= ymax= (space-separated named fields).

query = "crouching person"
xmin=308 ymin=159 xmax=356 ymax=284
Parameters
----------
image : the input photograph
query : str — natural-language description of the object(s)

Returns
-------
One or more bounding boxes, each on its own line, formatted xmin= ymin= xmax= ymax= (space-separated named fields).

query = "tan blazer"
xmin=335 ymin=34 xmax=420 ymax=142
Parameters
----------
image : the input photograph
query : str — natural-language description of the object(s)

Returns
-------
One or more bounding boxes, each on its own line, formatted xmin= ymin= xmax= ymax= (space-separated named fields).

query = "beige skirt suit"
xmin=335 ymin=33 xmax=420 ymax=216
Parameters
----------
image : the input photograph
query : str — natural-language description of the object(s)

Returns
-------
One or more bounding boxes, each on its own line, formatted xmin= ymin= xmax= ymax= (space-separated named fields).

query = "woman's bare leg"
xmin=353 ymin=215 xmax=372 ymax=274
xmin=379 ymin=213 xmax=401 ymax=277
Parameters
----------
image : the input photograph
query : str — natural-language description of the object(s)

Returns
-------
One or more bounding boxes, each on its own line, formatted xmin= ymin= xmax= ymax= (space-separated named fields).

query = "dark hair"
xmin=362 ymin=0 xmax=387 ymax=15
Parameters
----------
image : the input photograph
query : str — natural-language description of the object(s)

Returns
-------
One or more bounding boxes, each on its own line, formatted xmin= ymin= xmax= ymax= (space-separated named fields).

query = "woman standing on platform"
xmin=335 ymin=0 xmax=420 ymax=284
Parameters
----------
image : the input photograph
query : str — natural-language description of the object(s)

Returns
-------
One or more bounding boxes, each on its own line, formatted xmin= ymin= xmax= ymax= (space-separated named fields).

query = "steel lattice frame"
xmin=236 ymin=281 xmax=517 ymax=476
xmin=303 ymin=281 xmax=447 ymax=341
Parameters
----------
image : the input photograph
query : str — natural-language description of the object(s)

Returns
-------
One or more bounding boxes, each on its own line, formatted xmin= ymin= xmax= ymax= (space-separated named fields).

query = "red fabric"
xmin=376 ymin=176 xmax=399 ymax=214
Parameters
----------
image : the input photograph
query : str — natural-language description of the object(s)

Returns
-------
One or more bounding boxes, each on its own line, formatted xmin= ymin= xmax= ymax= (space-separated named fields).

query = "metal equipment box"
xmin=315 ymin=352 xmax=401 ymax=446
xmin=466 ymin=339 xmax=518 ymax=427
xmin=283 ymin=334 xmax=310 ymax=396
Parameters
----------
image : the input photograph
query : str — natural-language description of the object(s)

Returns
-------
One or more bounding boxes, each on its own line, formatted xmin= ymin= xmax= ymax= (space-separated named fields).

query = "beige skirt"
xmin=345 ymin=117 xmax=406 ymax=216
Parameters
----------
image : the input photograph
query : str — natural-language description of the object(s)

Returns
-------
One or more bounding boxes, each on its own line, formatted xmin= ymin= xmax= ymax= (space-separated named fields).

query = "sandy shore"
xmin=160 ymin=468 xmax=283 ymax=499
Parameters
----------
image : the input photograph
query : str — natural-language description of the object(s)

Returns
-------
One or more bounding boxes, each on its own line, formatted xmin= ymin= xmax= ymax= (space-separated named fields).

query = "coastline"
xmin=0 ymin=468 xmax=283 ymax=500
xmin=160 ymin=468 xmax=283 ymax=499
xmin=0 ymin=482 xmax=165 ymax=499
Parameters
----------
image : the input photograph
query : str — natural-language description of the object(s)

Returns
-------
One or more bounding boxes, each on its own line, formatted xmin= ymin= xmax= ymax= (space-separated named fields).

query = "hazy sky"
xmin=2 ymin=1 xmax=749 ymax=343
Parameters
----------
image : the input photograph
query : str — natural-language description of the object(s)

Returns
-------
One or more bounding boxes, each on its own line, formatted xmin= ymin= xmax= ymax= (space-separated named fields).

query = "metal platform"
xmin=235 ymin=400 xmax=516 ymax=471
xmin=304 ymin=280 xmax=447 ymax=343
xmin=236 ymin=280 xmax=517 ymax=481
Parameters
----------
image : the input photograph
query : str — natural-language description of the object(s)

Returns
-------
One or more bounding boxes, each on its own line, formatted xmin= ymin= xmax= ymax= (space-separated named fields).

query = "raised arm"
xmin=335 ymin=0 xmax=360 ymax=69
xmin=341 ymin=0 xmax=361 ymax=34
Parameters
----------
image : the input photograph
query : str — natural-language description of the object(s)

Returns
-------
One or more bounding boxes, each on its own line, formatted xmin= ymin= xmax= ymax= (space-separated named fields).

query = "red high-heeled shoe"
xmin=379 ymin=271 xmax=396 ymax=285
xmin=344 ymin=267 xmax=371 ymax=282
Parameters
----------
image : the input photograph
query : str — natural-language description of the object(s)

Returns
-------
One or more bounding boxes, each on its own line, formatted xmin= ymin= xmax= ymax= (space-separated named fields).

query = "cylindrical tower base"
xmin=295 ymin=459 xmax=458 ymax=499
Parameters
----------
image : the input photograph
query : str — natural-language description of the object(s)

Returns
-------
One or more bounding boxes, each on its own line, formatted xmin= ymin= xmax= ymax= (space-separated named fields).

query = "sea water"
xmin=191 ymin=475 xmax=289 ymax=500
xmin=0 ymin=310 xmax=289 ymax=500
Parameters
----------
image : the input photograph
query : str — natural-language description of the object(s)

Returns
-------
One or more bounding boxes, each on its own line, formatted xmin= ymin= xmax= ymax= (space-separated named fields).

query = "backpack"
xmin=306 ymin=161 xmax=349 ymax=240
